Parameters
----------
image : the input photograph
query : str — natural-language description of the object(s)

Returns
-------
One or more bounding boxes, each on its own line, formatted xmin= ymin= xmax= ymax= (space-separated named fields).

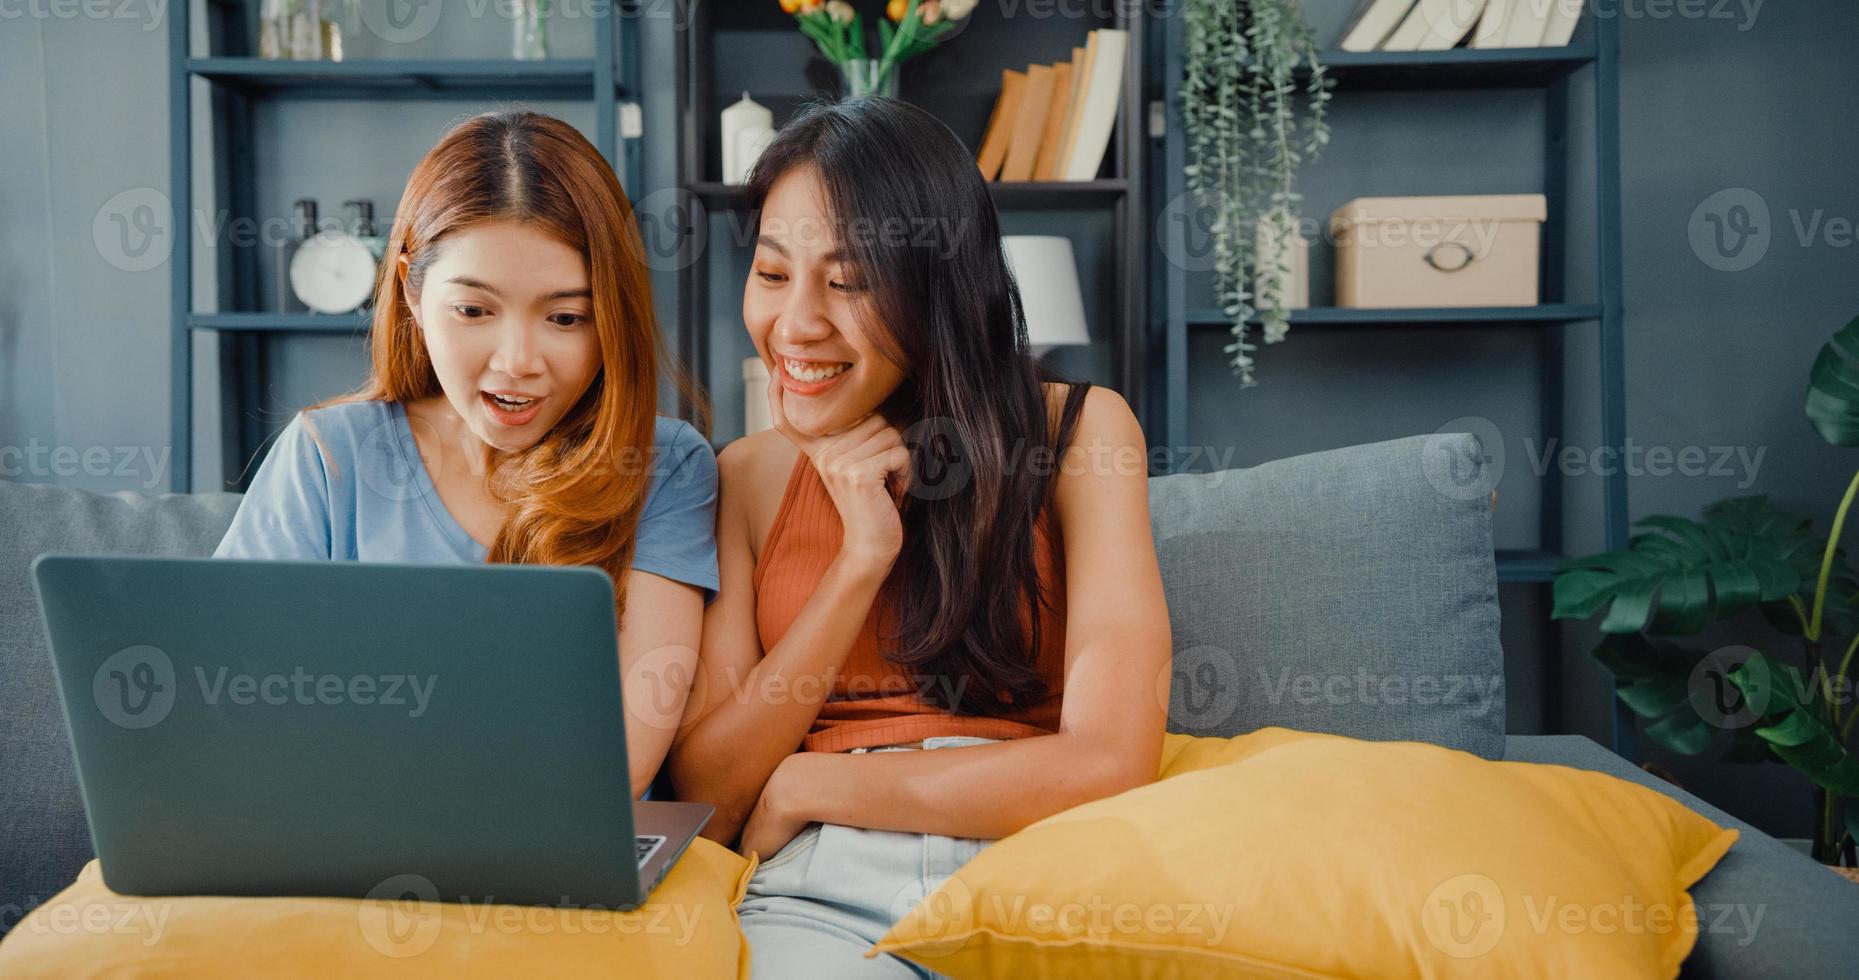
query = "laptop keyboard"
xmin=635 ymin=835 xmax=666 ymax=867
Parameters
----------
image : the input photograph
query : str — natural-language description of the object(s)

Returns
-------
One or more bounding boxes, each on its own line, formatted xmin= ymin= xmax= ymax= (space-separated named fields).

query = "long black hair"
xmin=745 ymin=96 xmax=1090 ymax=716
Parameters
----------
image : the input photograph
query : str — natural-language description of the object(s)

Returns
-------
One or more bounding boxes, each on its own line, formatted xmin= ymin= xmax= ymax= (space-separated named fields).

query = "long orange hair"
xmin=308 ymin=109 xmax=699 ymax=618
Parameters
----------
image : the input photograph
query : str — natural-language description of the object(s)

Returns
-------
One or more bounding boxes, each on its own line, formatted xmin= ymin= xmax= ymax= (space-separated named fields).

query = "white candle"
xmin=733 ymin=125 xmax=775 ymax=186
xmin=720 ymin=93 xmax=774 ymax=185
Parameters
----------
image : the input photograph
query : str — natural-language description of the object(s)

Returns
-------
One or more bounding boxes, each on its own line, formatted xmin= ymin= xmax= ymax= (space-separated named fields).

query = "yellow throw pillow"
xmin=0 ymin=839 xmax=755 ymax=980
xmin=875 ymin=727 xmax=1738 ymax=979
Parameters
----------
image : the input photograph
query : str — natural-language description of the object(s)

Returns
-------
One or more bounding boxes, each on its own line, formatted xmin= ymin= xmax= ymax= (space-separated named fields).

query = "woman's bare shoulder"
xmin=717 ymin=428 xmax=800 ymax=484
xmin=717 ymin=429 xmax=802 ymax=548
xmin=1041 ymin=381 xmax=1137 ymax=441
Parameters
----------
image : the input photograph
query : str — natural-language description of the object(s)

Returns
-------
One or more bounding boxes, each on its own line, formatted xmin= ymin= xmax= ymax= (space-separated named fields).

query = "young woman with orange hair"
xmin=214 ymin=110 xmax=715 ymax=797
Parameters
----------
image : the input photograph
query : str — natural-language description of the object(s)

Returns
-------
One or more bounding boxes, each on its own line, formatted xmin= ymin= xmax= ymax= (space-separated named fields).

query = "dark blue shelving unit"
xmin=1151 ymin=16 xmax=1630 ymax=752
xmin=169 ymin=4 xmax=643 ymax=493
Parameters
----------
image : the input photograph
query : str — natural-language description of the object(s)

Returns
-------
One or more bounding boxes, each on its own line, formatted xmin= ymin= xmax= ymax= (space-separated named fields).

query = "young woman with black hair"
xmin=667 ymin=97 xmax=1172 ymax=976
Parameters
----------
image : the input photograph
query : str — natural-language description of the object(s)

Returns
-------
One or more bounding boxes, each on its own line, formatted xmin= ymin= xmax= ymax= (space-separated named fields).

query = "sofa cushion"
xmin=1148 ymin=432 xmax=1505 ymax=758
xmin=0 ymin=840 xmax=756 ymax=980
xmin=0 ymin=480 xmax=240 ymax=935
xmin=876 ymin=728 xmax=1737 ymax=978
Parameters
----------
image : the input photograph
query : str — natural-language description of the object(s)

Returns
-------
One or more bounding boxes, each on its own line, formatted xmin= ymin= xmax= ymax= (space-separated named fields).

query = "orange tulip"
xmin=886 ymin=0 xmax=907 ymax=21
xmin=780 ymin=0 xmax=802 ymax=11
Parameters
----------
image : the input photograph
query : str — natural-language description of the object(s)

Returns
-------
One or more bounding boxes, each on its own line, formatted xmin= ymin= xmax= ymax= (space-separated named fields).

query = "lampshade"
xmin=1002 ymin=235 xmax=1090 ymax=355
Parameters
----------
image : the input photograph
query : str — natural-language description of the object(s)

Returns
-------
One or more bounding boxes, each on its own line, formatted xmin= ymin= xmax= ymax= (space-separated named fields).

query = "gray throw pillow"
xmin=1148 ymin=432 xmax=1505 ymax=759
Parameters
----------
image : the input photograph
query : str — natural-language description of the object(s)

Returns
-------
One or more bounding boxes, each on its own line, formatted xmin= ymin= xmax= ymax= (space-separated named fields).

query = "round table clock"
xmin=289 ymin=230 xmax=378 ymax=314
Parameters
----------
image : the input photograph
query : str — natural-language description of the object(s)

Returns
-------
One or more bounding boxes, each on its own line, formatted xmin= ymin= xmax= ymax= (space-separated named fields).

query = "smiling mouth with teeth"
xmin=783 ymin=358 xmax=852 ymax=383
xmin=488 ymin=393 xmax=535 ymax=408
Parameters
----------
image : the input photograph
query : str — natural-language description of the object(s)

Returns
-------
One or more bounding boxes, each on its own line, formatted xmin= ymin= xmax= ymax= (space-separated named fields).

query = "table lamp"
xmin=1002 ymin=235 xmax=1090 ymax=357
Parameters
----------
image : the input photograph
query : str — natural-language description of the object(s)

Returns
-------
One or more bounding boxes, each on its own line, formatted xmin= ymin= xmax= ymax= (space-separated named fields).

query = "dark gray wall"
xmin=1603 ymin=0 xmax=1859 ymax=839
xmin=3 ymin=0 xmax=1855 ymax=839
xmin=2 ymin=14 xmax=176 ymax=495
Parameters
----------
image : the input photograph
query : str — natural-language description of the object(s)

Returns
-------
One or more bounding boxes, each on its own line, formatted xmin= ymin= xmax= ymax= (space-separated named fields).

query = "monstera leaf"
xmin=1730 ymin=650 xmax=1859 ymax=797
xmin=1762 ymin=572 xmax=1859 ymax=638
xmin=1593 ymin=634 xmax=1771 ymax=761
xmin=1700 ymin=496 xmax=1827 ymax=580
xmin=1806 ymin=315 xmax=1859 ymax=447
xmin=1592 ymin=634 xmax=1713 ymax=754
xmin=1553 ymin=497 xmax=1817 ymax=635
xmin=1707 ymin=495 xmax=1859 ymax=635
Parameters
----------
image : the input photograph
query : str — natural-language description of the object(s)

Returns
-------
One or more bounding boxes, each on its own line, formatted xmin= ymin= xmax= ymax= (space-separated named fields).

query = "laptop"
xmin=33 ymin=554 xmax=712 ymax=909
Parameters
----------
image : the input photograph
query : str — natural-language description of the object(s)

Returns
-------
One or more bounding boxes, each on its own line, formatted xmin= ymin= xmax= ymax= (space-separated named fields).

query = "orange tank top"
xmin=753 ymin=453 xmax=1069 ymax=753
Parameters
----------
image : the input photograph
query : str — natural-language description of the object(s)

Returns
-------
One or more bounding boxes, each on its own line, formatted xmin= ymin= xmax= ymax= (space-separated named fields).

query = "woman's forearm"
xmin=671 ymin=554 xmax=892 ymax=841
xmin=629 ymin=713 xmax=682 ymax=800
xmin=616 ymin=574 xmax=706 ymax=800
xmin=770 ymin=617 xmax=1172 ymax=840
xmin=772 ymin=729 xmax=1160 ymax=841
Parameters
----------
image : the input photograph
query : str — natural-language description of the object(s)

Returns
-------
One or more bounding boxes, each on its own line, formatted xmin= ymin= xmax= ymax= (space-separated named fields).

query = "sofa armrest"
xmin=1505 ymin=734 xmax=1859 ymax=979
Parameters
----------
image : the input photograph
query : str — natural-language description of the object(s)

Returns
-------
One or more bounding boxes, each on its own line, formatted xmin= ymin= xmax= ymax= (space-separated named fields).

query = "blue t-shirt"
xmin=213 ymin=400 xmax=719 ymax=600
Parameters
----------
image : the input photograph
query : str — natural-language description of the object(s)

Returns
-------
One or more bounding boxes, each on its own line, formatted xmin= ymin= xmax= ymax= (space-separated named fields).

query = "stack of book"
xmin=1339 ymin=0 xmax=1585 ymax=52
xmin=975 ymin=28 xmax=1128 ymax=183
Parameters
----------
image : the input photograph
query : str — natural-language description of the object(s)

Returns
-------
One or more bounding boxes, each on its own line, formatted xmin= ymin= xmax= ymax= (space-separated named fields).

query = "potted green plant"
xmin=1552 ymin=315 xmax=1859 ymax=868
xmin=1179 ymin=0 xmax=1332 ymax=386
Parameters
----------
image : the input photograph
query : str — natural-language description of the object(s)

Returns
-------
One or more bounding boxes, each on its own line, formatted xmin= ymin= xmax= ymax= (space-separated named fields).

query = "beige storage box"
xmin=1330 ymin=194 xmax=1547 ymax=308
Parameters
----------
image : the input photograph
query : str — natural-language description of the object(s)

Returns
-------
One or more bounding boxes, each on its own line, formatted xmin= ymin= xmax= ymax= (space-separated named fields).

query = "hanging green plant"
xmin=1180 ymin=0 xmax=1332 ymax=385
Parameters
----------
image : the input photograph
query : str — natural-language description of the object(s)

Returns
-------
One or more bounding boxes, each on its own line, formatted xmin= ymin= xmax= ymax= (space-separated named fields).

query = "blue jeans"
xmin=737 ymin=736 xmax=995 ymax=979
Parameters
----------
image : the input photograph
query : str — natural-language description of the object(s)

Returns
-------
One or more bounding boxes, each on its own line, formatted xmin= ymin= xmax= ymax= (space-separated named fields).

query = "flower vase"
xmin=514 ymin=0 xmax=550 ymax=60
xmin=839 ymin=59 xmax=896 ymax=99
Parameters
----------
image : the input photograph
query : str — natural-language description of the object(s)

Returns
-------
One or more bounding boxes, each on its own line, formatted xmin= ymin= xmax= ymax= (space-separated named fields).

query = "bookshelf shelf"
xmin=1184 ymin=304 xmax=1604 ymax=327
xmin=184 ymin=57 xmax=627 ymax=99
xmin=690 ymin=179 xmax=1130 ymax=211
xmin=1317 ymin=45 xmax=1597 ymax=90
xmin=186 ymin=313 xmax=369 ymax=333
xmin=987 ymin=179 xmax=1132 ymax=210
xmin=1496 ymin=550 xmax=1566 ymax=583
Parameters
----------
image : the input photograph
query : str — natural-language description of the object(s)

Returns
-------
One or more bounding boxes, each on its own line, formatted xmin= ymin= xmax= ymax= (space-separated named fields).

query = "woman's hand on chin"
xmin=766 ymin=372 xmax=908 ymax=575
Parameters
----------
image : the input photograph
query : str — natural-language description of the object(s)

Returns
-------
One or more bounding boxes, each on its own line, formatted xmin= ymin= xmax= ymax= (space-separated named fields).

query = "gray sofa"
xmin=2 ymin=433 xmax=1854 ymax=977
